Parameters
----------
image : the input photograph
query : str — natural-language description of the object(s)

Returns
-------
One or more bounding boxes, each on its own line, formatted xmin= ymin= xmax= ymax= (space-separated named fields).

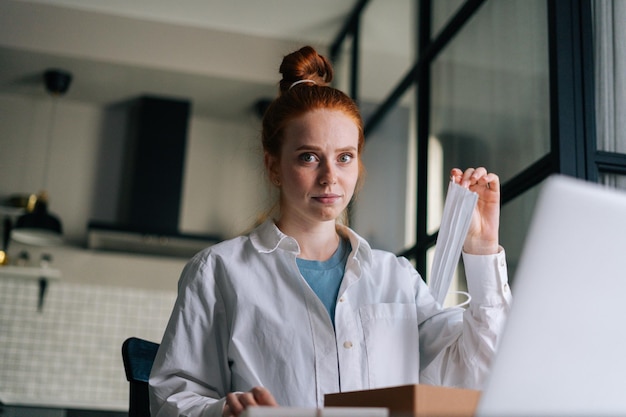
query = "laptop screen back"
xmin=476 ymin=175 xmax=626 ymax=417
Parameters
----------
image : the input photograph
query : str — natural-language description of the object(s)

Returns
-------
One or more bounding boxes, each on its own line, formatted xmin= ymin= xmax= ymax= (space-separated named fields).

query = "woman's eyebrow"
xmin=293 ymin=145 xmax=357 ymax=152
xmin=294 ymin=145 xmax=320 ymax=151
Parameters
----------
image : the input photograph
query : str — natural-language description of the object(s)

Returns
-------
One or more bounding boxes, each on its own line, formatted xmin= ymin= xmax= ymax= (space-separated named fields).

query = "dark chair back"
xmin=122 ymin=337 xmax=160 ymax=417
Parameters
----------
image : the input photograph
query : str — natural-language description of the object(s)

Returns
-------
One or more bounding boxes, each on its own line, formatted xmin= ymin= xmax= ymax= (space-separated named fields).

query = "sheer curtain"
xmin=593 ymin=0 xmax=626 ymax=187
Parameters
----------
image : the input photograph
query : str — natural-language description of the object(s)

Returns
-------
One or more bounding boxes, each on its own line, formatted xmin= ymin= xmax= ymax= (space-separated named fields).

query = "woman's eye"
xmin=339 ymin=153 xmax=353 ymax=163
xmin=299 ymin=153 xmax=317 ymax=163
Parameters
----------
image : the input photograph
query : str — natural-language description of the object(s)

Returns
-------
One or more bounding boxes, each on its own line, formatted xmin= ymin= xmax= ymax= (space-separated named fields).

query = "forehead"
xmin=283 ymin=109 xmax=359 ymax=148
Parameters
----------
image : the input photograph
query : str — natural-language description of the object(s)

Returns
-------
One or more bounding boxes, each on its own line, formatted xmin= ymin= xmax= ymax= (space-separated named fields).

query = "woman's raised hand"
xmin=450 ymin=167 xmax=500 ymax=255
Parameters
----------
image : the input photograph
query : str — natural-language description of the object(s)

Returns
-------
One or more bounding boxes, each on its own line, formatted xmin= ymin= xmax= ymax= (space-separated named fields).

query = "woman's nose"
xmin=319 ymin=161 xmax=337 ymax=185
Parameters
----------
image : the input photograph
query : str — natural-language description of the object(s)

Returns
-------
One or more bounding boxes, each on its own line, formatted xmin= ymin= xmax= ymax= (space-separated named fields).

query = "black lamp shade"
xmin=44 ymin=69 xmax=72 ymax=95
xmin=12 ymin=199 xmax=63 ymax=246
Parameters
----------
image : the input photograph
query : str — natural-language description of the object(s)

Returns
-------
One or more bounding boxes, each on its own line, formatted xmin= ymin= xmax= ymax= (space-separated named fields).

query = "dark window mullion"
xmin=350 ymin=17 xmax=360 ymax=103
xmin=414 ymin=0 xmax=433 ymax=276
xmin=578 ymin=0 xmax=598 ymax=182
xmin=595 ymin=151 xmax=626 ymax=175
xmin=329 ymin=0 xmax=371 ymax=62
xmin=548 ymin=0 xmax=593 ymax=179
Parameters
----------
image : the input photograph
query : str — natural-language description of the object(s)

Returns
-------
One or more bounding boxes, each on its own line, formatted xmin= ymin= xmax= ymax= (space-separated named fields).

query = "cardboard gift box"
xmin=324 ymin=384 xmax=480 ymax=417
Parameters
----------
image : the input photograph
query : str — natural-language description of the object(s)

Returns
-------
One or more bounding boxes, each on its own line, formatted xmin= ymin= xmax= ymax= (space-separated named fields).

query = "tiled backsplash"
xmin=0 ymin=276 xmax=176 ymax=411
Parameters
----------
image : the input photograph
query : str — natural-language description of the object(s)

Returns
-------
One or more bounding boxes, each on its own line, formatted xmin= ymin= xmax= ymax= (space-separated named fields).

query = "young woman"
xmin=149 ymin=46 xmax=511 ymax=417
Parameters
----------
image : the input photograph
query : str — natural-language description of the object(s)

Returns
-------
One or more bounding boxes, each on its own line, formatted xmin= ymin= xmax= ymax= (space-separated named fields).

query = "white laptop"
xmin=477 ymin=175 xmax=626 ymax=417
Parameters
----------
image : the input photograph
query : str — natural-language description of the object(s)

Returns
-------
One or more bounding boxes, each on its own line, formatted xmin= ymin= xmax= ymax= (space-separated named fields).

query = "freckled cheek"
xmin=283 ymin=170 xmax=316 ymax=190
xmin=344 ymin=184 xmax=357 ymax=200
xmin=342 ymin=167 xmax=360 ymax=190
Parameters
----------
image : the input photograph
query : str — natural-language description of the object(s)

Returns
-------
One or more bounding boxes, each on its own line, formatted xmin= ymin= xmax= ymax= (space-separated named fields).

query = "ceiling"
xmin=1 ymin=0 xmax=409 ymax=120
xmin=25 ymin=0 xmax=358 ymax=40
xmin=0 ymin=44 xmax=286 ymax=120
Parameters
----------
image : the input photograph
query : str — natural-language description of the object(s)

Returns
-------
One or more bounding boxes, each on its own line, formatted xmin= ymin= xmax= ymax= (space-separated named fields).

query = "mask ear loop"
xmin=447 ymin=291 xmax=472 ymax=308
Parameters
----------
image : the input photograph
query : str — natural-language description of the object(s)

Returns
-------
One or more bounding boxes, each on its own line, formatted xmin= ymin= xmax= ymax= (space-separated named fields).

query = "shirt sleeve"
xmin=149 ymin=254 xmax=230 ymax=417
xmin=419 ymin=247 xmax=512 ymax=389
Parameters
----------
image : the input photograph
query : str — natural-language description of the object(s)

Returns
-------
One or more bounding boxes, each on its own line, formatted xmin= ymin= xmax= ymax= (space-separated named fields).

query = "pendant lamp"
xmin=11 ymin=69 xmax=72 ymax=246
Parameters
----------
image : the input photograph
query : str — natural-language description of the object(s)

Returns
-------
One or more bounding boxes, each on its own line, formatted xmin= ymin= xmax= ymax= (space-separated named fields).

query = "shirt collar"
xmin=337 ymin=223 xmax=372 ymax=267
xmin=250 ymin=218 xmax=373 ymax=266
xmin=249 ymin=218 xmax=300 ymax=254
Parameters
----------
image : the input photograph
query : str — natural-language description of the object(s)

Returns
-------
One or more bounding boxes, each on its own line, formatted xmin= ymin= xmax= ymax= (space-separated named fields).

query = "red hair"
xmin=262 ymin=46 xmax=366 ymax=192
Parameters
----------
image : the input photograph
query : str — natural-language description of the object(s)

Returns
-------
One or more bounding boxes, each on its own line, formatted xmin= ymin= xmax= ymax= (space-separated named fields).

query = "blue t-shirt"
xmin=296 ymin=238 xmax=351 ymax=326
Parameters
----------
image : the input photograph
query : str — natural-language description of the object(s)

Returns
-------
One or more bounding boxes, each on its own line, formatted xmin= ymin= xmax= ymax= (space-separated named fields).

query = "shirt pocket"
xmin=359 ymin=303 xmax=420 ymax=388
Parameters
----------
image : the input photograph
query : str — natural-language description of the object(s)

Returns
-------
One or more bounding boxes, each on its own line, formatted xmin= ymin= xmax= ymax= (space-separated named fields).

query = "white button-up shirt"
xmin=150 ymin=220 xmax=511 ymax=417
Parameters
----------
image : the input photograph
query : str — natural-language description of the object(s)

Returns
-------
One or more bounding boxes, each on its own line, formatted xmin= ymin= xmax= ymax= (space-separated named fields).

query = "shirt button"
xmin=343 ymin=341 xmax=353 ymax=349
xmin=339 ymin=297 xmax=345 ymax=303
xmin=500 ymin=258 xmax=505 ymax=267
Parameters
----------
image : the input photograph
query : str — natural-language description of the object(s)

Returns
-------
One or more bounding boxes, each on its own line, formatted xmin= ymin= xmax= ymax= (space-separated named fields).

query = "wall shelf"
xmin=0 ymin=266 xmax=61 ymax=280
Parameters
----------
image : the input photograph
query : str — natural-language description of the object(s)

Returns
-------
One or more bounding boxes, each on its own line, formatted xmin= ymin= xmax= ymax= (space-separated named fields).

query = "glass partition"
xmin=333 ymin=34 xmax=355 ymax=95
xmin=359 ymin=0 xmax=415 ymax=105
xmin=429 ymin=0 xmax=550 ymax=233
xmin=432 ymin=0 xmax=465 ymax=38
xmin=594 ymin=0 xmax=626 ymax=155
xmin=352 ymin=85 xmax=416 ymax=254
xmin=499 ymin=179 xmax=542 ymax=284
xmin=601 ymin=173 xmax=626 ymax=191
xmin=425 ymin=0 xmax=549 ymax=290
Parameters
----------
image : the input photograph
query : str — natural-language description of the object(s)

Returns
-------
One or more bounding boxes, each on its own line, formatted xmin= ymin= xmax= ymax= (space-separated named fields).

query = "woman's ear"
xmin=264 ymin=152 xmax=280 ymax=185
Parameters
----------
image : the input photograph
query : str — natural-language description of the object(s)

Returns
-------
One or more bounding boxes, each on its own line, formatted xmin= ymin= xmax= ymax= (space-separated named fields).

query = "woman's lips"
xmin=313 ymin=194 xmax=341 ymax=204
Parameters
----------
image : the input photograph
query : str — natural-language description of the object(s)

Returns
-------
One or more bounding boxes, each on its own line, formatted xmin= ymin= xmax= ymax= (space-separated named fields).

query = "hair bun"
xmin=278 ymin=46 xmax=334 ymax=93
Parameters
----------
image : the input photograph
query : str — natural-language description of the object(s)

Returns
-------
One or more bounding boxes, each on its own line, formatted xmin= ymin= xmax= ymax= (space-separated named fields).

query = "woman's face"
xmin=269 ymin=109 xmax=360 ymax=227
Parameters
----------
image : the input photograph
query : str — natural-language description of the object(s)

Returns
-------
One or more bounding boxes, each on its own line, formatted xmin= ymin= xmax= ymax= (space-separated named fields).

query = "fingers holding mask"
xmin=450 ymin=167 xmax=501 ymax=254
xmin=451 ymin=167 xmax=499 ymax=195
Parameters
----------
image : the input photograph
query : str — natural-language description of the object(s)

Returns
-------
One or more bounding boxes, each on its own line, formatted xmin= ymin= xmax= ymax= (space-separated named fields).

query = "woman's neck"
xmin=275 ymin=218 xmax=340 ymax=261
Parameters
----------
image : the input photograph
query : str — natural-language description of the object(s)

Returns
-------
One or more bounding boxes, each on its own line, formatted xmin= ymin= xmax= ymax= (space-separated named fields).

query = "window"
xmin=334 ymin=0 xmax=622 ymax=284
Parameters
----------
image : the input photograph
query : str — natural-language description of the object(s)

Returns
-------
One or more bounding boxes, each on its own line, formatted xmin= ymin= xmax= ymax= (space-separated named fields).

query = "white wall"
xmin=0 ymin=92 xmax=267 ymax=289
xmin=181 ymin=115 xmax=268 ymax=238
xmin=0 ymin=1 xmax=301 ymax=293
xmin=0 ymin=0 xmax=415 ymax=275
xmin=0 ymin=89 xmax=270 ymax=409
